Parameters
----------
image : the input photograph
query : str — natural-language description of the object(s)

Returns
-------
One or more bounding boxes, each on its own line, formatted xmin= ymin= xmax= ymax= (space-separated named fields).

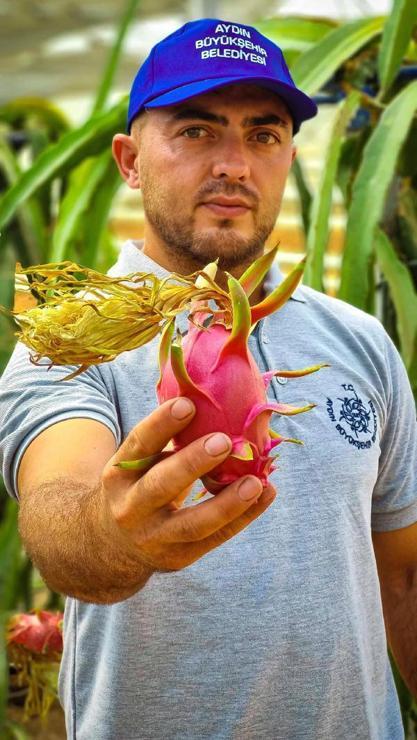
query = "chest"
xmin=250 ymin=315 xmax=386 ymax=530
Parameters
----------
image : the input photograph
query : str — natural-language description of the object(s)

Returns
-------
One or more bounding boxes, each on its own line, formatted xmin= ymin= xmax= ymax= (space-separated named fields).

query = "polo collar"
xmin=117 ymin=240 xmax=306 ymax=303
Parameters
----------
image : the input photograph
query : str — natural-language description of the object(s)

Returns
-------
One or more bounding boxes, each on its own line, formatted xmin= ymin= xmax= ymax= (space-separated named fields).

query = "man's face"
xmin=117 ymin=83 xmax=296 ymax=271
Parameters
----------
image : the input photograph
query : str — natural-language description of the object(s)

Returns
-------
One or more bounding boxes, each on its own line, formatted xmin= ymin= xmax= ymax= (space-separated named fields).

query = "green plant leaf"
xmin=336 ymin=129 xmax=370 ymax=207
xmin=397 ymin=183 xmax=417 ymax=262
xmin=375 ymin=229 xmax=417 ymax=372
xmin=290 ymin=157 xmax=312 ymax=235
xmin=0 ymin=242 xmax=15 ymax=311
xmin=0 ymin=242 xmax=17 ymax=374
xmin=78 ymin=161 xmax=122 ymax=269
xmin=304 ymin=91 xmax=361 ymax=290
xmin=256 ymin=16 xmax=336 ymax=53
xmin=0 ymin=136 xmax=46 ymax=263
xmin=4 ymin=719 xmax=31 ymax=739
xmin=397 ymin=119 xmax=417 ymax=179
xmin=0 ymin=98 xmax=127 ymax=235
xmin=378 ymin=0 xmax=417 ymax=95
xmin=91 ymin=0 xmax=141 ymax=116
xmin=50 ymin=151 xmax=113 ymax=262
xmin=292 ymin=16 xmax=385 ymax=95
xmin=0 ymin=607 xmax=10 ymax=737
xmin=0 ymin=97 xmax=70 ymax=137
xmin=408 ymin=352 xmax=417 ymax=402
xmin=407 ymin=37 xmax=417 ymax=62
xmin=0 ymin=498 xmax=24 ymax=611
xmin=339 ymin=80 xmax=417 ymax=308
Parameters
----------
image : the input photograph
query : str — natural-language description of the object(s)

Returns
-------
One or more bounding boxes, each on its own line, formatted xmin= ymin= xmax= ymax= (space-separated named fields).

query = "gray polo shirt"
xmin=1 ymin=241 xmax=416 ymax=740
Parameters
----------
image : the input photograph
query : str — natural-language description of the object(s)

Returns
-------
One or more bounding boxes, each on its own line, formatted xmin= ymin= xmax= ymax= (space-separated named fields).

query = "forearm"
xmin=380 ymin=570 xmax=417 ymax=698
xmin=18 ymin=477 xmax=154 ymax=604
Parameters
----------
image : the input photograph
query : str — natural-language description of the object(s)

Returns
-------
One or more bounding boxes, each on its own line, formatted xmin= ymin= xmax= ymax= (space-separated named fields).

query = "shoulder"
xmin=293 ymin=284 xmax=390 ymax=354
xmin=297 ymin=284 xmax=384 ymax=333
xmin=294 ymin=285 xmax=413 ymax=408
xmin=272 ymin=284 xmax=405 ymax=407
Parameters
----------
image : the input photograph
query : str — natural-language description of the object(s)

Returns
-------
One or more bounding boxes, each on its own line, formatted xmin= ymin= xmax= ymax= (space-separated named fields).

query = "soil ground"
xmin=7 ymin=703 xmax=66 ymax=739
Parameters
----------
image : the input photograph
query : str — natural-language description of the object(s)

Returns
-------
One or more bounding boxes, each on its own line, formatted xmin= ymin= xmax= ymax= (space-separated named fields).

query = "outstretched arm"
xmin=18 ymin=397 xmax=275 ymax=604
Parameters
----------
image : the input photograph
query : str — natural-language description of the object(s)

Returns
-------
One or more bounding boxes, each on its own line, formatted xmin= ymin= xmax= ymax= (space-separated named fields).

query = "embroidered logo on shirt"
xmin=326 ymin=384 xmax=377 ymax=449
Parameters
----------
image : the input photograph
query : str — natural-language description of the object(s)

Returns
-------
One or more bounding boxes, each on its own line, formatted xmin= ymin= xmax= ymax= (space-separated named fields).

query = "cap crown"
xmin=128 ymin=18 xmax=317 ymax=133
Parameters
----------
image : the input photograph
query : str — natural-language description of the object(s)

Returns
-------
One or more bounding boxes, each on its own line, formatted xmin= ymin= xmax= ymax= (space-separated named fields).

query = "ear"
xmin=112 ymin=134 xmax=141 ymax=189
xmin=291 ymin=145 xmax=297 ymax=163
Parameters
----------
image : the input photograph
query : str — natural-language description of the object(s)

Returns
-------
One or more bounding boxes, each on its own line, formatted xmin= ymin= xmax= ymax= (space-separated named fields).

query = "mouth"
xmin=200 ymin=197 xmax=252 ymax=218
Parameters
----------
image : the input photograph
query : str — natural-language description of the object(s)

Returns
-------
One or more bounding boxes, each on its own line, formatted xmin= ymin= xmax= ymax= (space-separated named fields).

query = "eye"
xmin=182 ymin=126 xmax=209 ymax=139
xmin=251 ymin=131 xmax=280 ymax=145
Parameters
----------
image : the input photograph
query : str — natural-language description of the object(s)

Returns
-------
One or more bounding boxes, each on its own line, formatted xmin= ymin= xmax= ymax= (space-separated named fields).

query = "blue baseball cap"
xmin=127 ymin=18 xmax=317 ymax=134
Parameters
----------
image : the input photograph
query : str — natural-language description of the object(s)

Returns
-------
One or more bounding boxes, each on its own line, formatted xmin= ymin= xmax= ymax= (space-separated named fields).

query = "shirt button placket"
xmin=258 ymin=322 xmax=287 ymax=408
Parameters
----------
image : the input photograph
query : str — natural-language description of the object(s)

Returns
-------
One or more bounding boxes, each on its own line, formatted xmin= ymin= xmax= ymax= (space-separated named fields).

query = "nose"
xmin=211 ymin=135 xmax=250 ymax=181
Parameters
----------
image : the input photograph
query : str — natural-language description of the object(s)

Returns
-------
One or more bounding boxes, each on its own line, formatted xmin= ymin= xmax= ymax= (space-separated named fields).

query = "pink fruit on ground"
xmin=7 ymin=610 xmax=63 ymax=655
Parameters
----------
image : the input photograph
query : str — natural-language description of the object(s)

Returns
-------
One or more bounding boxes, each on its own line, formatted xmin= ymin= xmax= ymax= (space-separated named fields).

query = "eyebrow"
xmin=243 ymin=114 xmax=289 ymax=129
xmin=172 ymin=108 xmax=228 ymax=125
xmin=171 ymin=108 xmax=289 ymax=129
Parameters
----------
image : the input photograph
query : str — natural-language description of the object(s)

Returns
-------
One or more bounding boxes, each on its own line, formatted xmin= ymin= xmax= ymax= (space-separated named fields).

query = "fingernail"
xmin=238 ymin=476 xmax=263 ymax=501
xmin=204 ymin=433 xmax=231 ymax=456
xmin=171 ymin=398 xmax=194 ymax=420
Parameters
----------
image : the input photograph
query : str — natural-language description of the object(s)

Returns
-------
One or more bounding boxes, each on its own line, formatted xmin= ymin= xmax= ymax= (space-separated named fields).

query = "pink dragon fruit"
xmin=7 ymin=610 xmax=64 ymax=723
xmin=153 ymin=248 xmax=326 ymax=496
xmin=7 ymin=610 xmax=64 ymax=655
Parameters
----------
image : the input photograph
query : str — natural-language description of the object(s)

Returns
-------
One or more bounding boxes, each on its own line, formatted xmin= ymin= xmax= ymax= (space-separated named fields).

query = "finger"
xmin=165 ymin=485 xmax=277 ymax=568
xmin=111 ymin=398 xmax=195 ymax=466
xmin=131 ymin=431 xmax=233 ymax=515
xmin=168 ymin=477 xmax=272 ymax=542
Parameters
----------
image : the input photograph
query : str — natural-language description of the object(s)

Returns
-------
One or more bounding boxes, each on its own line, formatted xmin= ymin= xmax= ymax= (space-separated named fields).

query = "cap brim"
xmin=141 ymin=75 xmax=317 ymax=133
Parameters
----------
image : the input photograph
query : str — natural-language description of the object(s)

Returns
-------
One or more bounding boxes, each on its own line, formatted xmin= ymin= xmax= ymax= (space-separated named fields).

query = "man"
xmin=1 ymin=17 xmax=417 ymax=740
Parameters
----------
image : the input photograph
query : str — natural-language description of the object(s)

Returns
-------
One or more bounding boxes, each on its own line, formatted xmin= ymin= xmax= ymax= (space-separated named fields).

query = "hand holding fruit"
xmin=99 ymin=397 xmax=277 ymax=574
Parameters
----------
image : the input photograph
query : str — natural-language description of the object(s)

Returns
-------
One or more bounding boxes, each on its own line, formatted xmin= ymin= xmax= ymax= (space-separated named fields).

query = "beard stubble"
xmin=140 ymin=170 xmax=279 ymax=271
